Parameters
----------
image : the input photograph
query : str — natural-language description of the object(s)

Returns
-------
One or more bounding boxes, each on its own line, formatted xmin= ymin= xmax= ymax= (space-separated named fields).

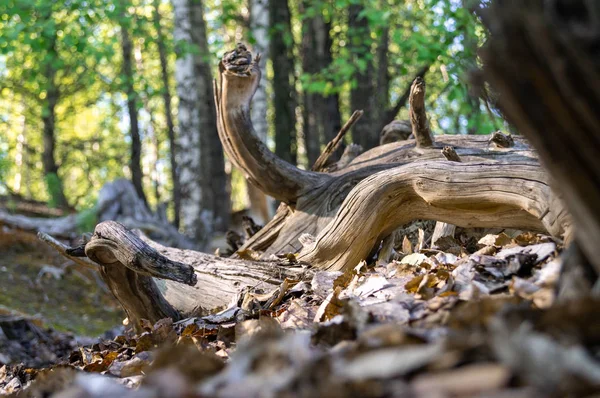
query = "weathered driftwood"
xmin=298 ymin=161 xmax=571 ymax=271
xmin=44 ymin=220 xmax=311 ymax=329
xmin=215 ymin=43 xmax=571 ymax=270
xmin=480 ymin=0 xmax=600 ymax=274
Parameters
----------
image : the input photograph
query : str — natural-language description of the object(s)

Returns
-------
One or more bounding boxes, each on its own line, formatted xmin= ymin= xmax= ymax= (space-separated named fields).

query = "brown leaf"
xmin=236 ymin=248 xmax=262 ymax=261
xmin=402 ymin=236 xmax=413 ymax=254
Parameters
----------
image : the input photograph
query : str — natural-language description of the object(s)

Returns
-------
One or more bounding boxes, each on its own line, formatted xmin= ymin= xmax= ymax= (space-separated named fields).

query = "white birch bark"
xmin=247 ymin=0 xmax=273 ymax=223
xmin=172 ymin=0 xmax=208 ymax=243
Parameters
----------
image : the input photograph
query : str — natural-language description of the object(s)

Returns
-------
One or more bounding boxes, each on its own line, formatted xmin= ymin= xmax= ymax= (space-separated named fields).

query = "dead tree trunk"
xmin=215 ymin=44 xmax=571 ymax=268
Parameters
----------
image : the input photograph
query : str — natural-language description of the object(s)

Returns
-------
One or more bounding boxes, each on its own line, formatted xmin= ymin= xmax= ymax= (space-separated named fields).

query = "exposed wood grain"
xmin=298 ymin=161 xmax=571 ymax=271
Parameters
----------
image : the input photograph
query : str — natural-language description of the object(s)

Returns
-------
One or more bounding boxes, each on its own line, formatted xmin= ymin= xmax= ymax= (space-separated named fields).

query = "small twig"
xmin=409 ymin=77 xmax=434 ymax=148
xmin=312 ymin=110 xmax=364 ymax=172
xmin=37 ymin=232 xmax=99 ymax=270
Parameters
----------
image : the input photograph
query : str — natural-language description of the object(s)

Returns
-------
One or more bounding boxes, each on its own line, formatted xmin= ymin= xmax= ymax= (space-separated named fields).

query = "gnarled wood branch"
xmin=214 ymin=43 xmax=325 ymax=203
xmin=43 ymin=221 xmax=311 ymax=330
xmin=298 ymin=161 xmax=571 ymax=271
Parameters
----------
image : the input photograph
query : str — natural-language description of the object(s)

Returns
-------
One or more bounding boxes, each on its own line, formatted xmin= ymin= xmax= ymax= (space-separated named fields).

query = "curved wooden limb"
xmin=299 ymin=161 xmax=571 ymax=271
xmin=215 ymin=43 xmax=325 ymax=203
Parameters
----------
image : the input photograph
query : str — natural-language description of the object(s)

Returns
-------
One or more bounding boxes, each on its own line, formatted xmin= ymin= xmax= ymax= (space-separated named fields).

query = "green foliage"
xmin=76 ymin=205 xmax=98 ymax=233
xmin=44 ymin=172 xmax=65 ymax=208
xmin=0 ymin=0 xmax=506 ymax=216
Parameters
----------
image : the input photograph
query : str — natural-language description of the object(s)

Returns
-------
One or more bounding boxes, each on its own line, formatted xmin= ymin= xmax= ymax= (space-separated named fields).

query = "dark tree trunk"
xmin=153 ymin=0 xmax=181 ymax=228
xmin=41 ymin=34 xmax=69 ymax=210
xmin=301 ymin=5 xmax=342 ymax=166
xmin=480 ymin=0 xmax=600 ymax=275
xmin=190 ymin=0 xmax=230 ymax=232
xmin=120 ymin=17 xmax=148 ymax=206
xmin=269 ymin=0 xmax=297 ymax=165
xmin=348 ymin=4 xmax=377 ymax=151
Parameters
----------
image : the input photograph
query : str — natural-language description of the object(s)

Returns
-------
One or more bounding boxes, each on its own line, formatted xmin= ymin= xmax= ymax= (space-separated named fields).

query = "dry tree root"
xmin=214 ymin=43 xmax=571 ymax=268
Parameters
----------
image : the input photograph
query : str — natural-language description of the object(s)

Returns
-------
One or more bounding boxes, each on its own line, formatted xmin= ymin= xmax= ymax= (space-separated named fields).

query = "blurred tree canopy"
xmin=0 ymin=0 xmax=501 ymax=228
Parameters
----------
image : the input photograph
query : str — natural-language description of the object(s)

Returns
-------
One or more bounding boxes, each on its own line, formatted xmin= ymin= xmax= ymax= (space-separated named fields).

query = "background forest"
xmin=0 ymin=0 xmax=499 ymax=245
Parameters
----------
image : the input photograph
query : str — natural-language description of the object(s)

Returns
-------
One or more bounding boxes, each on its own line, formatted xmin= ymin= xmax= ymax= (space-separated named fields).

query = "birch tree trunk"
xmin=190 ymin=0 xmax=230 ymax=233
xmin=246 ymin=0 xmax=272 ymax=224
xmin=172 ymin=0 xmax=208 ymax=244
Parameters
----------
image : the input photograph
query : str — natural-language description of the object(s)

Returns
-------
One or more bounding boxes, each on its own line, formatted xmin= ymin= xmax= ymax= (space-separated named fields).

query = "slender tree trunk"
xmin=153 ymin=0 xmax=181 ymax=228
xmin=41 ymin=34 xmax=69 ymax=209
xmin=348 ymin=4 xmax=376 ymax=151
xmin=269 ymin=0 xmax=297 ymax=165
xmin=189 ymin=0 xmax=230 ymax=233
xmin=120 ymin=17 xmax=148 ymax=206
xmin=172 ymin=0 xmax=207 ymax=243
xmin=301 ymin=1 xmax=324 ymax=166
xmin=321 ymin=20 xmax=342 ymax=151
xmin=301 ymin=4 xmax=342 ymax=166
xmin=375 ymin=22 xmax=390 ymax=125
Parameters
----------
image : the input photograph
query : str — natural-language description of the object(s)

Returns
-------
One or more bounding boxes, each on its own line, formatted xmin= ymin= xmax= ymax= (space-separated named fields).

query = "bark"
xmin=153 ymin=0 xmax=181 ymax=228
xmin=480 ymin=0 xmax=600 ymax=274
xmin=190 ymin=0 xmax=230 ymax=233
xmin=269 ymin=0 xmax=297 ymax=164
xmin=172 ymin=0 xmax=208 ymax=244
xmin=41 ymin=32 xmax=69 ymax=209
xmin=349 ymin=4 xmax=377 ymax=151
xmin=120 ymin=16 xmax=148 ymax=206
xmin=301 ymin=2 xmax=325 ymax=165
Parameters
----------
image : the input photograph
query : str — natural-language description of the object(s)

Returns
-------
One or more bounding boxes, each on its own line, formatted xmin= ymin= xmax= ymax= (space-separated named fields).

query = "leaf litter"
xmin=2 ymin=227 xmax=600 ymax=397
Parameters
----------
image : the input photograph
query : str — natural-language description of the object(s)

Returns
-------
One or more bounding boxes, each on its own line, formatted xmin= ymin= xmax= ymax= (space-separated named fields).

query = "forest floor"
xmin=1 ymin=223 xmax=600 ymax=397
xmin=0 ymin=228 xmax=123 ymax=366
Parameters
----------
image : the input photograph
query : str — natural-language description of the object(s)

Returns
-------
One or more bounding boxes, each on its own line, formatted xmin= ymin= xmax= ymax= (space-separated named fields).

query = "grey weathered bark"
xmin=248 ymin=0 xmax=269 ymax=144
xmin=269 ymin=0 xmax=297 ymax=164
xmin=479 ymin=0 xmax=600 ymax=274
xmin=190 ymin=0 xmax=230 ymax=233
xmin=120 ymin=13 xmax=148 ymax=207
xmin=348 ymin=4 xmax=377 ymax=151
xmin=153 ymin=0 xmax=181 ymax=228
